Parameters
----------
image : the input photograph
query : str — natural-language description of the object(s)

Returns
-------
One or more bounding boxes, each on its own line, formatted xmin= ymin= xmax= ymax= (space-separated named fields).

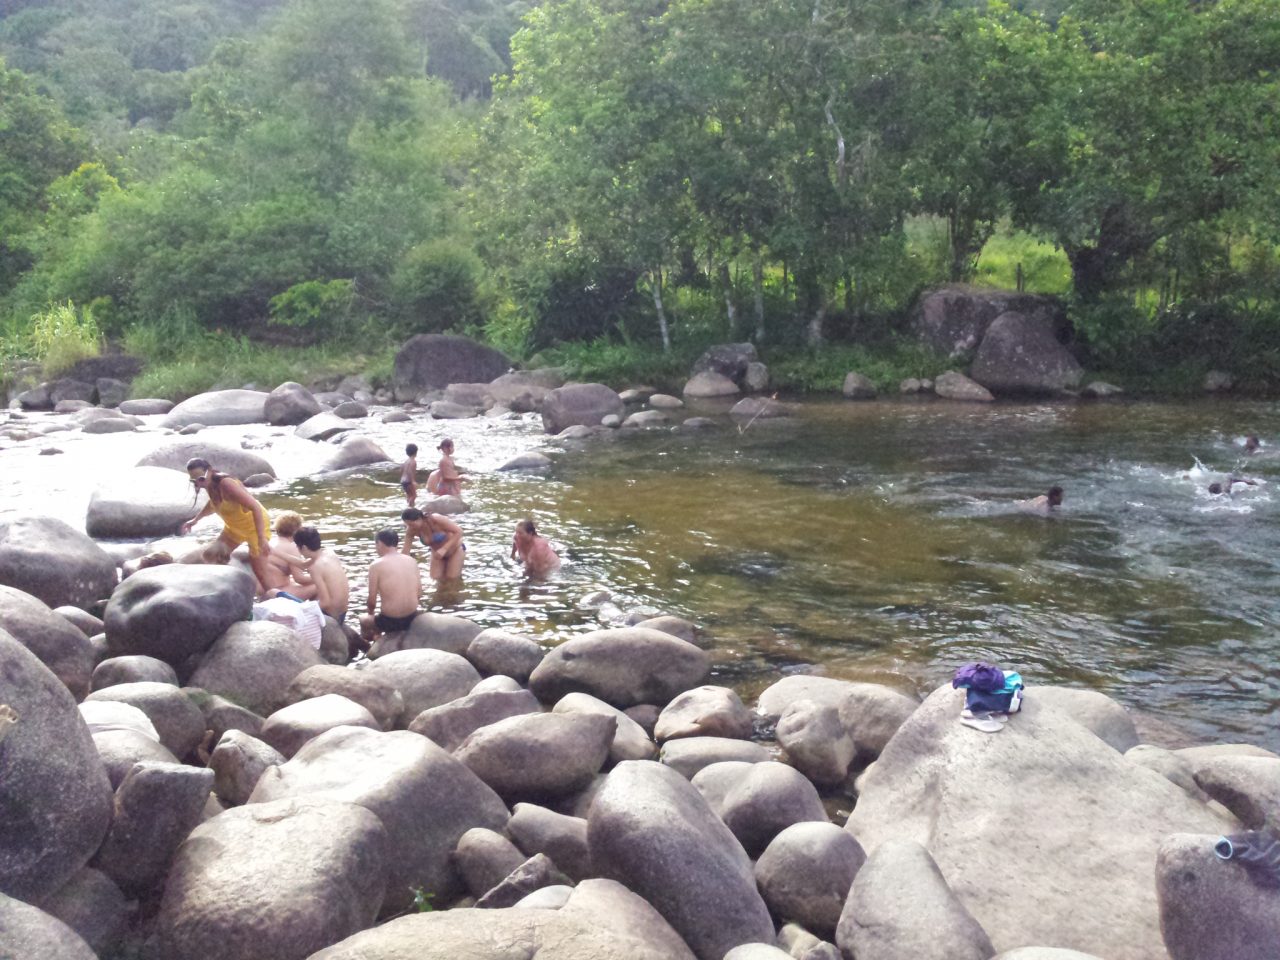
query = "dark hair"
xmin=185 ymin=456 xmax=228 ymax=504
xmin=1208 ymin=482 xmax=1224 ymax=495
xmin=376 ymin=527 xmax=399 ymax=547
xmin=1047 ymin=486 xmax=1064 ymax=505
xmin=293 ymin=526 xmax=322 ymax=552
xmin=438 ymin=438 xmax=453 ymax=450
xmin=402 ymin=508 xmax=423 ymax=522
xmin=406 ymin=443 xmax=418 ymax=456
xmin=517 ymin=519 xmax=537 ymax=536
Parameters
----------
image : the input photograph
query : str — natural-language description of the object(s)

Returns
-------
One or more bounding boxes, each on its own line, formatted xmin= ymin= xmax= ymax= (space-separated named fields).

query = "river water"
xmin=2 ymin=397 xmax=1277 ymax=750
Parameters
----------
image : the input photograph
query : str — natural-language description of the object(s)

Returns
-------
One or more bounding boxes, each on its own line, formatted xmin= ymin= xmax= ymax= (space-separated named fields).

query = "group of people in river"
xmin=174 ymin=437 xmax=561 ymax=651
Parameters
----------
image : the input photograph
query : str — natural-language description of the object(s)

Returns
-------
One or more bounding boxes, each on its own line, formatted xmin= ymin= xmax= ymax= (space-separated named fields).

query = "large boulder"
xmin=364 ymin=649 xmax=480 ymax=725
xmin=136 ymin=440 xmax=276 ymax=482
xmin=37 ymin=866 xmax=129 ymax=957
xmin=250 ymin=726 xmax=509 ymax=910
xmin=508 ymin=802 xmax=592 ymax=881
xmin=118 ymin=398 xmax=174 ymax=415
xmin=0 ymin=516 xmax=117 ymax=611
xmin=322 ymin=436 xmax=390 ymax=472
xmin=660 ymin=736 xmax=771 ymax=779
xmin=86 ymin=466 xmax=204 ymax=539
xmin=0 ymin=629 xmax=114 ymax=902
xmin=755 ymin=822 xmax=865 ymax=941
xmin=188 ymin=620 xmax=325 ymax=716
xmin=757 ymin=675 xmax=918 ymax=766
xmin=0 ymin=891 xmax=98 ymax=960
xmin=1032 ymin=686 xmax=1139 ymax=753
xmin=392 ymin=334 xmax=511 ymax=401
xmin=259 ymin=694 xmax=380 ymax=757
xmin=284 ymin=665 xmax=404 ymax=731
xmin=210 ymin=729 xmax=286 ymax=806
xmin=835 ymin=838 xmax=995 ymax=960
xmin=529 ymin=627 xmax=711 ymax=708
xmin=85 ymin=681 xmax=205 ymax=758
xmin=486 ymin=371 xmax=554 ymax=412
xmin=366 ymin=611 xmax=482 ymax=658
xmin=717 ymin=761 xmax=828 ymax=858
xmin=1187 ymin=756 xmax=1280 ymax=830
xmin=454 ymin=827 xmax=526 ymax=898
xmin=0 ymin=585 xmax=97 ymax=701
xmin=161 ymin=389 xmax=269 ymax=429
xmin=655 ymin=685 xmax=753 ymax=742
xmin=264 ymin=382 xmax=322 ymax=425
xmin=775 ymin=700 xmax=855 ymax=787
xmin=455 ymin=711 xmax=615 ymax=803
xmin=1156 ymin=833 xmax=1280 ymax=960
xmin=91 ymin=729 xmax=179 ymax=789
xmin=541 ymin=383 xmax=626 ymax=434
xmin=310 ymin=878 xmax=696 ymax=960
xmin=151 ymin=796 xmax=387 ymax=960
xmin=407 ymin=686 xmax=541 ymax=752
xmin=588 ymin=760 xmax=775 ymax=960
xmin=693 ymin=343 xmax=759 ymax=382
xmin=933 ymin=369 xmax=995 ymax=402
xmin=970 ymin=312 xmax=1084 ymax=396
xmin=465 ymin=628 xmax=544 ymax=683
xmin=103 ymin=564 xmax=256 ymax=668
xmin=683 ymin=371 xmax=741 ymax=398
xmin=845 ymin=685 xmax=1237 ymax=959
xmin=553 ymin=691 xmax=657 ymax=763
xmin=912 ymin=285 xmax=1065 ymax=358
xmin=295 ymin=412 xmax=355 ymax=442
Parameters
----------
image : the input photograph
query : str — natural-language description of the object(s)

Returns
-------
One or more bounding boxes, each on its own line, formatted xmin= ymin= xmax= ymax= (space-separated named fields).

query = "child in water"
xmin=400 ymin=444 xmax=418 ymax=506
xmin=432 ymin=438 xmax=466 ymax=497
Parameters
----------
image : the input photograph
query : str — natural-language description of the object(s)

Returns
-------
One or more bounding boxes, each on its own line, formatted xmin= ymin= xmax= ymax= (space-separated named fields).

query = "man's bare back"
xmin=370 ymin=552 xmax=420 ymax=618
xmin=309 ymin=551 xmax=350 ymax=618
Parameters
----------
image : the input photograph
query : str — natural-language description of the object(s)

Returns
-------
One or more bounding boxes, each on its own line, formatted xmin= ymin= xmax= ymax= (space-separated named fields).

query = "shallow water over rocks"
xmin=2 ymin=396 xmax=1276 ymax=749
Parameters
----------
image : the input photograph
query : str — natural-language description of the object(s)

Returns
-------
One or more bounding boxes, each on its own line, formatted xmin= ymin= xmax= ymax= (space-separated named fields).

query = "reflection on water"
xmin=2 ymin=398 xmax=1277 ymax=748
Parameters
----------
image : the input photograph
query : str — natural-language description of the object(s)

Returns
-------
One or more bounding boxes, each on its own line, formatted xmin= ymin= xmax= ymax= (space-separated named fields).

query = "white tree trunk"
xmin=651 ymin=269 xmax=671 ymax=353
xmin=752 ymin=255 xmax=766 ymax=342
xmin=718 ymin=262 xmax=739 ymax=338
xmin=807 ymin=297 xmax=826 ymax=347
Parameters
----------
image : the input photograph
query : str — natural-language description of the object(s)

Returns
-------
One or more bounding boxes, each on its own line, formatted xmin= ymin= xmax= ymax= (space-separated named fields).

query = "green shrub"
xmin=390 ymin=240 xmax=484 ymax=334
xmin=30 ymin=300 xmax=101 ymax=375
xmin=268 ymin=279 xmax=355 ymax=334
xmin=767 ymin=341 xmax=950 ymax=393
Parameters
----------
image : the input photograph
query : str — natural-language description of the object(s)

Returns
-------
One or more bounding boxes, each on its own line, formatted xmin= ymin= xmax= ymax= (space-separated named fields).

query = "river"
xmin=2 ymin=396 xmax=1277 ymax=750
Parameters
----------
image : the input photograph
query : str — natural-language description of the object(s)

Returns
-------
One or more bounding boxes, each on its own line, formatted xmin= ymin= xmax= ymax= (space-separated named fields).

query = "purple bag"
xmin=952 ymin=662 xmax=1005 ymax=694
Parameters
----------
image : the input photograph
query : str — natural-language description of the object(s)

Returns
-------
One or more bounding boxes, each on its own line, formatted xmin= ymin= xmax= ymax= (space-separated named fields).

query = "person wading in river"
xmin=430 ymin=438 xmax=467 ymax=497
xmin=1018 ymin=485 xmax=1063 ymax=516
xmin=511 ymin=519 xmax=561 ymax=578
xmin=360 ymin=528 xmax=423 ymax=648
xmin=401 ymin=507 xmax=465 ymax=582
xmin=182 ymin=457 xmax=273 ymax=591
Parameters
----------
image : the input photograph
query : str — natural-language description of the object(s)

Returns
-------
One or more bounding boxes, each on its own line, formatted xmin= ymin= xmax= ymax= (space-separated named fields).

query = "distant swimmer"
xmin=511 ymin=519 xmax=561 ymax=578
xmin=400 ymin=444 xmax=419 ymax=506
xmin=1244 ymin=435 xmax=1262 ymax=455
xmin=1017 ymin=486 xmax=1063 ymax=516
xmin=1209 ymin=475 xmax=1260 ymax=496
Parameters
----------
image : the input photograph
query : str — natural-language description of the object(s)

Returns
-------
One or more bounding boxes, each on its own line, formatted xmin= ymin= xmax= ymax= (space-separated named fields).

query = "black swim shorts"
xmin=375 ymin=611 xmax=419 ymax=633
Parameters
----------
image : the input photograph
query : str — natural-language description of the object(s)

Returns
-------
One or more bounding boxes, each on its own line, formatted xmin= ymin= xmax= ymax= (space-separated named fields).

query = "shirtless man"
xmin=262 ymin=512 xmax=308 ymax=593
xmin=289 ymin=526 xmax=350 ymax=620
xmin=1018 ymin=486 xmax=1063 ymax=516
xmin=511 ymin=519 xmax=561 ymax=577
xmin=359 ymin=528 xmax=423 ymax=645
xmin=401 ymin=507 xmax=465 ymax=581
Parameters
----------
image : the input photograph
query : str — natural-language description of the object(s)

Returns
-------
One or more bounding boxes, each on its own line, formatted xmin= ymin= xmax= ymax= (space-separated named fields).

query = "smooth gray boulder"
xmin=310 ymin=878 xmax=696 ymax=960
xmin=295 ymin=412 xmax=355 ymax=442
xmin=0 ymin=584 xmax=97 ymax=701
xmin=53 ymin=605 xmax=104 ymax=638
xmin=970 ymin=311 xmax=1083 ymax=395
xmin=104 ymin=564 xmax=256 ymax=667
xmin=1189 ymin=756 xmax=1280 ymax=830
xmin=0 ymin=891 xmax=98 ymax=960
xmin=188 ymin=620 xmax=325 ymax=716
xmin=755 ymin=822 xmax=865 ymax=940
xmin=367 ymin=611 xmax=482 ymax=658
xmin=161 ymin=389 xmax=269 ymax=429
xmin=683 ymin=370 xmax=740 ymax=398
xmin=92 ymin=760 xmax=214 ymax=895
xmin=455 ymin=711 xmax=614 ymax=803
xmin=541 ymin=382 xmax=625 ymax=434
xmin=91 ymin=655 xmax=179 ymax=691
xmin=693 ymin=342 xmax=758 ymax=381
xmin=151 ymin=797 xmax=387 ymax=960
xmin=911 ymin=285 xmax=1065 ymax=358
xmin=635 ymin=614 xmax=702 ymax=646
xmin=529 ymin=627 xmax=710 ymax=708
xmin=428 ymin=399 xmax=479 ymax=419
xmin=91 ymin=728 xmax=179 ymax=789
xmin=265 ymin=382 xmax=322 ymax=425
xmin=1156 ymin=833 xmax=1280 ymax=960
xmin=846 ymin=685 xmax=1237 ymax=958
xmin=392 ymin=334 xmax=511 ymax=400
xmin=86 ymin=466 xmax=198 ymax=538
xmin=691 ymin=761 xmax=755 ymax=818
xmin=37 ymin=867 xmax=129 ymax=957
xmin=775 ymin=699 xmax=856 ymax=786
xmin=0 ymin=516 xmax=117 ymax=611
xmin=991 ymin=951 xmax=1107 ymax=960
xmin=85 ymin=682 xmax=205 ymax=758
xmin=934 ymin=369 xmax=995 ymax=402
xmin=725 ymin=946 xmax=794 ymax=960
xmin=1031 ymin=686 xmax=1139 ymax=752
xmin=655 ymin=685 xmax=753 ymax=742
xmin=475 ymin=853 xmax=571 ymax=909
xmin=332 ymin=400 xmax=368 ymax=418
xmin=210 ymin=730 xmax=286 ymax=806
xmin=285 ymin=665 xmax=403 ymax=731
xmin=407 ymin=687 xmax=541 ymax=752
xmin=187 ymin=690 xmax=265 ymax=741
xmin=487 ymin=371 xmax=557 ymax=412
xmin=322 ymin=436 xmax=390 ymax=471
xmin=259 ymin=695 xmax=380 ymax=758
xmin=757 ymin=675 xmax=918 ymax=764
xmin=79 ymin=699 xmax=159 ymax=741
xmin=836 ymin=838 xmax=995 ymax=960
xmin=136 ymin=440 xmax=275 ymax=482
xmin=508 ymin=802 xmax=592 ymax=881
xmin=718 ymin=761 xmax=828 ymax=858
xmin=660 ymin=736 xmax=771 ymax=779
xmin=553 ymin=691 xmax=657 ymax=763
xmin=588 ymin=760 xmax=774 ymax=960
xmin=465 ymin=628 xmax=544 ymax=683
xmin=497 ymin=451 xmax=553 ymax=471
xmin=453 ymin=827 xmax=527 ymax=899
xmin=119 ymin=398 xmax=174 ymax=415
xmin=365 ymin=649 xmax=481 ymax=726
xmin=1124 ymin=744 xmax=1210 ymax=802
xmin=0 ymin=630 xmax=113 ymax=902
xmin=250 ymin=726 xmax=508 ymax=910
xmin=842 ymin=372 xmax=877 ymax=399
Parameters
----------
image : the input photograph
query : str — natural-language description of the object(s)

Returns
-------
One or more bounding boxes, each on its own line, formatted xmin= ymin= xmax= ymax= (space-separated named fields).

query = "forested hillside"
xmin=2 ymin=0 xmax=1278 ymax=396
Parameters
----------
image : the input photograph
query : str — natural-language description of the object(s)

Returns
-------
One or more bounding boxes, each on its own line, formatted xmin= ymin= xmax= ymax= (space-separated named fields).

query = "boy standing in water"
xmin=400 ymin=444 xmax=418 ymax=506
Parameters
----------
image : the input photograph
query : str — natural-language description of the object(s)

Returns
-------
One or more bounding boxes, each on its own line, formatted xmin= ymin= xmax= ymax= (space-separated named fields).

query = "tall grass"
xmin=30 ymin=301 xmax=101 ymax=375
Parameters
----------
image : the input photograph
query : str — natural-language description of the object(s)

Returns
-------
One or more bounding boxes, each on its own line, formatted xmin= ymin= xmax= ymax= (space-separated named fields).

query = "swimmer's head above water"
xmin=1047 ymin=486 xmax=1064 ymax=508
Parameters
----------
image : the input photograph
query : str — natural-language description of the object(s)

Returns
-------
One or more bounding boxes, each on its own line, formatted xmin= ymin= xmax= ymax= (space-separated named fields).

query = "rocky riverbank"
xmin=1 ymin=334 xmax=1278 ymax=960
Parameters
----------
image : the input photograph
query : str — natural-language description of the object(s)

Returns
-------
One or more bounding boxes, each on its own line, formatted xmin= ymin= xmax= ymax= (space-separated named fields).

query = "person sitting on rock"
xmin=1017 ymin=486 xmax=1063 ymax=516
xmin=261 ymin=512 xmax=308 ymax=594
xmin=285 ymin=525 xmax=350 ymax=621
xmin=511 ymin=519 xmax=561 ymax=578
xmin=401 ymin=507 xmax=465 ymax=582
xmin=183 ymin=457 xmax=272 ymax=591
xmin=359 ymin=528 xmax=422 ymax=649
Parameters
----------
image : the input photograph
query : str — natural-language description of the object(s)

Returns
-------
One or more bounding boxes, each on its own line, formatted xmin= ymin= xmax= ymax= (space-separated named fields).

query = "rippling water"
xmin=3 ymin=397 xmax=1277 ymax=749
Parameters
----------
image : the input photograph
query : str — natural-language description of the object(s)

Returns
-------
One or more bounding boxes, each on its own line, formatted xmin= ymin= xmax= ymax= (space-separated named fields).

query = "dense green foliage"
xmin=1 ymin=0 xmax=1277 ymax=395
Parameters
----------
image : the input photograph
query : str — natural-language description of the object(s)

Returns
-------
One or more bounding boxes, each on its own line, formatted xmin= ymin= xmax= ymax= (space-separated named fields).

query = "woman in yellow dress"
xmin=182 ymin=457 xmax=273 ymax=591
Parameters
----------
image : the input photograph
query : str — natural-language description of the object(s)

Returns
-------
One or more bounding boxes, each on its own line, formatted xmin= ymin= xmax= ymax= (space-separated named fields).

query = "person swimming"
xmin=1017 ymin=486 xmax=1063 ymax=516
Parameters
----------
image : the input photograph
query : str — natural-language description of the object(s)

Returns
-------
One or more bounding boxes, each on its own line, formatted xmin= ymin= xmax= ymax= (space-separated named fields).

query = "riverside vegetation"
xmin=1 ymin=0 xmax=1279 ymax=400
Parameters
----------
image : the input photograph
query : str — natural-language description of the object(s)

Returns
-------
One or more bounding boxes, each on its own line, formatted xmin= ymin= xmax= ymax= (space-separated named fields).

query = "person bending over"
xmin=401 ymin=507 xmax=465 ymax=582
xmin=359 ymin=528 xmax=423 ymax=646
xmin=287 ymin=525 xmax=350 ymax=621
xmin=182 ymin=457 xmax=272 ymax=590
xmin=511 ymin=519 xmax=561 ymax=578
